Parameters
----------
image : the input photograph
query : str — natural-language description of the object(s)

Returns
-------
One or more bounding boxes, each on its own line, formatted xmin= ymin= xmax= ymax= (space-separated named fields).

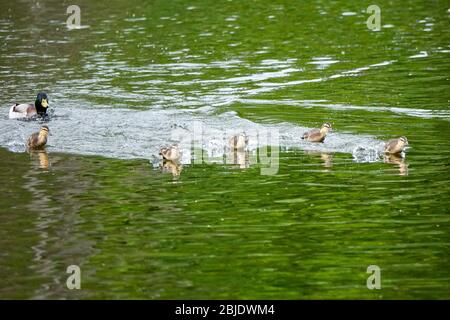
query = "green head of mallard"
xmin=35 ymin=92 xmax=49 ymax=115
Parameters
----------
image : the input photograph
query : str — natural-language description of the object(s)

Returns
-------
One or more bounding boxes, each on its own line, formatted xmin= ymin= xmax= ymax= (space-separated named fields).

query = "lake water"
xmin=0 ymin=0 xmax=449 ymax=299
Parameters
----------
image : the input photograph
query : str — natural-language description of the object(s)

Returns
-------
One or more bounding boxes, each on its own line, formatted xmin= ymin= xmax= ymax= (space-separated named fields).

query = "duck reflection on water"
xmin=384 ymin=153 xmax=409 ymax=176
xmin=304 ymin=151 xmax=333 ymax=169
xmin=160 ymin=159 xmax=183 ymax=178
xmin=228 ymin=149 xmax=250 ymax=169
xmin=28 ymin=149 xmax=50 ymax=170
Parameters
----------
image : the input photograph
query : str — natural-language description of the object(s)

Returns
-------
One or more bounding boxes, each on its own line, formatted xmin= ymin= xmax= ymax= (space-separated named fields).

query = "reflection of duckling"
xmin=9 ymin=92 xmax=50 ymax=119
xmin=29 ymin=150 xmax=50 ymax=169
xmin=320 ymin=153 xmax=333 ymax=168
xmin=301 ymin=122 xmax=332 ymax=142
xmin=304 ymin=151 xmax=333 ymax=168
xmin=229 ymin=133 xmax=248 ymax=150
xmin=384 ymin=153 xmax=408 ymax=176
xmin=27 ymin=126 xmax=49 ymax=150
xmin=384 ymin=136 xmax=409 ymax=154
xmin=160 ymin=160 xmax=183 ymax=177
xmin=228 ymin=150 xmax=249 ymax=169
xmin=159 ymin=145 xmax=181 ymax=162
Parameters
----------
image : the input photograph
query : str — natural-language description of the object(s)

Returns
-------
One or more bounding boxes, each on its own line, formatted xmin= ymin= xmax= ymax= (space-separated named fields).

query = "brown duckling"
xmin=301 ymin=122 xmax=332 ymax=142
xmin=384 ymin=136 xmax=409 ymax=154
xmin=27 ymin=126 xmax=49 ymax=150
xmin=9 ymin=92 xmax=50 ymax=119
xmin=229 ymin=133 xmax=248 ymax=150
xmin=159 ymin=145 xmax=181 ymax=162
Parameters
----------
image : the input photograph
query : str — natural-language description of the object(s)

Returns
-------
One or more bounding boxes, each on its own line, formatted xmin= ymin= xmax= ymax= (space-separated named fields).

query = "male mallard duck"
xmin=159 ymin=145 xmax=181 ymax=162
xmin=301 ymin=122 xmax=332 ymax=142
xmin=384 ymin=136 xmax=409 ymax=154
xmin=9 ymin=92 xmax=49 ymax=119
xmin=27 ymin=126 xmax=49 ymax=150
xmin=229 ymin=133 xmax=248 ymax=150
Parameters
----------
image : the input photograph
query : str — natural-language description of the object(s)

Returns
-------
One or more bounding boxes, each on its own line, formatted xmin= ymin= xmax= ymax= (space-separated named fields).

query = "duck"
xmin=301 ymin=122 xmax=332 ymax=142
xmin=159 ymin=145 xmax=181 ymax=162
xmin=229 ymin=133 xmax=248 ymax=150
xmin=9 ymin=92 xmax=50 ymax=119
xmin=27 ymin=126 xmax=49 ymax=150
xmin=384 ymin=136 xmax=409 ymax=154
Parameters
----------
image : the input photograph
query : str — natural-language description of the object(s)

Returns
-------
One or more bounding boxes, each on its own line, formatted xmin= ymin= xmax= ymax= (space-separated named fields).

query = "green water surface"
xmin=0 ymin=0 xmax=449 ymax=299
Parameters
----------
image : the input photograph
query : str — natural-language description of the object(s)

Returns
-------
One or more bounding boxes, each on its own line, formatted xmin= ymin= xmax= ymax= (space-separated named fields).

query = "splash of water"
xmin=1 ymin=103 xmax=385 ymax=164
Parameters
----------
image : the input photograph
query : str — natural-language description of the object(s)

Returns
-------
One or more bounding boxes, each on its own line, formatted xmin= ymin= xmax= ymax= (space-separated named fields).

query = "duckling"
xmin=301 ymin=122 xmax=332 ymax=142
xmin=384 ymin=136 xmax=409 ymax=154
xmin=27 ymin=126 xmax=49 ymax=150
xmin=159 ymin=145 xmax=181 ymax=162
xmin=9 ymin=92 xmax=50 ymax=119
xmin=229 ymin=133 xmax=248 ymax=150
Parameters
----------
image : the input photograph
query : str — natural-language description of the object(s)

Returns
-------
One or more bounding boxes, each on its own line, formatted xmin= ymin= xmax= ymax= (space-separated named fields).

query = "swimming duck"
xmin=9 ymin=92 xmax=49 ymax=119
xmin=384 ymin=136 xmax=409 ymax=154
xmin=27 ymin=126 xmax=49 ymax=150
xmin=301 ymin=122 xmax=332 ymax=142
xmin=160 ymin=145 xmax=181 ymax=162
xmin=229 ymin=133 xmax=248 ymax=150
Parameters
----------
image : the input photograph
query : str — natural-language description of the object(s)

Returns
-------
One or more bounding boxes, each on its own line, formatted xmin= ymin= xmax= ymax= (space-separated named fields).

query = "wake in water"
xmin=1 ymin=103 xmax=387 ymax=165
xmin=352 ymin=145 xmax=385 ymax=163
xmin=1 ymin=56 xmax=427 ymax=165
